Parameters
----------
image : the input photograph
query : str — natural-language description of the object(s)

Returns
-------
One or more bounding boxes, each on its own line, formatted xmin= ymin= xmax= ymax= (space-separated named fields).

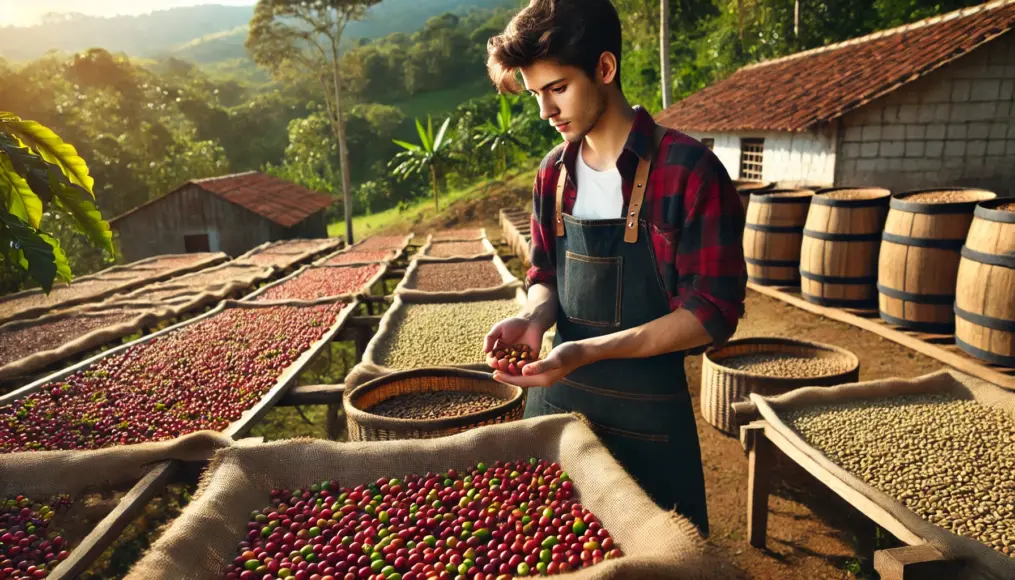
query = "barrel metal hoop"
xmin=811 ymin=195 xmax=891 ymax=208
xmin=889 ymin=198 xmax=984 ymax=215
xmin=800 ymin=271 xmax=878 ymax=285
xmin=803 ymin=229 xmax=883 ymax=242
xmin=745 ymin=257 xmax=800 ymax=267
xmin=954 ymin=303 xmax=1015 ymax=332
xmin=974 ymin=203 xmax=1015 ymax=224
xmin=876 ymin=283 xmax=955 ymax=305
xmin=802 ymin=294 xmax=878 ymax=308
xmin=955 ymin=336 xmax=1015 ymax=367
xmin=745 ymin=224 xmax=805 ymax=233
xmin=960 ymin=246 xmax=1015 ymax=269
xmin=877 ymin=311 xmax=955 ymax=334
xmin=881 ymin=233 xmax=965 ymax=251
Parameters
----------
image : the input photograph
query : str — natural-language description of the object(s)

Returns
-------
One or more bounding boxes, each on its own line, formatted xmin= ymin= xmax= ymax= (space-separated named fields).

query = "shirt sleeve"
xmin=525 ymin=157 xmax=559 ymax=289
xmin=670 ymin=158 xmax=748 ymax=347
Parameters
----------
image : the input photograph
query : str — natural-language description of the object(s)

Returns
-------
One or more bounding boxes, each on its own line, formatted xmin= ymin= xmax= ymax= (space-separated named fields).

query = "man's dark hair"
xmin=486 ymin=0 xmax=623 ymax=94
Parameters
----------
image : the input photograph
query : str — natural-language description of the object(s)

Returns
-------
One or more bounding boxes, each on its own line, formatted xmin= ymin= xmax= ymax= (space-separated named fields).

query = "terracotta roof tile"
xmin=111 ymin=172 xmax=334 ymax=228
xmin=656 ymin=0 xmax=1015 ymax=132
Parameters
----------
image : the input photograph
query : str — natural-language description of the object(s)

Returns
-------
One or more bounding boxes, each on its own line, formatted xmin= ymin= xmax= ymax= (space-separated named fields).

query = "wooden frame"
xmin=2 ymin=297 xmax=360 ymax=578
xmin=747 ymin=281 xmax=1015 ymax=390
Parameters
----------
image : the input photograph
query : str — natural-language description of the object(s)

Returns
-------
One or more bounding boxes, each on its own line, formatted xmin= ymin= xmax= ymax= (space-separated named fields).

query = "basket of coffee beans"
xmin=344 ymin=368 xmax=526 ymax=441
xmin=701 ymin=337 xmax=859 ymax=436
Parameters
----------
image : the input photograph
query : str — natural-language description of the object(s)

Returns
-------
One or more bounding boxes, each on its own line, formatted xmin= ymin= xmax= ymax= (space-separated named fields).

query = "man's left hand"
xmin=491 ymin=341 xmax=589 ymax=388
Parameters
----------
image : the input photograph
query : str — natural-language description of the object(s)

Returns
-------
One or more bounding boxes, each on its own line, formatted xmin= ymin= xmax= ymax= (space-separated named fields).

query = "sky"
xmin=0 ymin=1 xmax=255 ymax=27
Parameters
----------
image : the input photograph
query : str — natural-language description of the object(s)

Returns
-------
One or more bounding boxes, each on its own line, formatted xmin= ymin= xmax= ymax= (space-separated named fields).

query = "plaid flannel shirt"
xmin=526 ymin=106 xmax=747 ymax=347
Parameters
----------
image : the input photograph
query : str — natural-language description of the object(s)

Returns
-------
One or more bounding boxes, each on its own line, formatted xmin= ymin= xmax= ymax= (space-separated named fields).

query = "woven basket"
xmin=344 ymin=368 xmax=526 ymax=441
xmin=701 ymin=337 xmax=860 ymax=435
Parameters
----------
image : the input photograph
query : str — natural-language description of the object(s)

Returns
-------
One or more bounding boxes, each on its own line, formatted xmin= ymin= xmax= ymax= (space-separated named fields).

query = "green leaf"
xmin=0 ymin=212 xmax=61 ymax=292
xmin=0 ymin=155 xmax=43 ymax=228
xmin=433 ymin=117 xmax=451 ymax=151
xmin=40 ymin=232 xmax=72 ymax=284
xmin=415 ymin=118 xmax=432 ymax=152
xmin=4 ymin=119 xmax=95 ymax=197
xmin=50 ymin=180 xmax=114 ymax=254
xmin=392 ymin=139 xmax=421 ymax=152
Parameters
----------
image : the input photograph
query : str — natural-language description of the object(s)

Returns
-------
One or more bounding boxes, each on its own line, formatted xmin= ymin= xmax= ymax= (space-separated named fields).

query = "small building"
xmin=110 ymin=171 xmax=334 ymax=262
xmin=655 ymin=0 xmax=1015 ymax=196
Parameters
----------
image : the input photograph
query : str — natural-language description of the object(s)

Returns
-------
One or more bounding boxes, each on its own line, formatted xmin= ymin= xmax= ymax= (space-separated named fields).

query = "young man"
xmin=482 ymin=0 xmax=747 ymax=536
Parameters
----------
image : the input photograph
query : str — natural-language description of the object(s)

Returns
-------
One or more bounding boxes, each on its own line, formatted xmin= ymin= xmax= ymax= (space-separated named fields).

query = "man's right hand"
xmin=483 ymin=316 xmax=546 ymax=361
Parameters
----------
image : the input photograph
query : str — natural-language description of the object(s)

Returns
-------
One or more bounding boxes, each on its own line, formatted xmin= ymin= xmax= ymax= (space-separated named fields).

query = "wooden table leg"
xmin=742 ymin=422 xmax=772 ymax=549
xmin=326 ymin=404 xmax=341 ymax=441
xmin=874 ymin=545 xmax=956 ymax=580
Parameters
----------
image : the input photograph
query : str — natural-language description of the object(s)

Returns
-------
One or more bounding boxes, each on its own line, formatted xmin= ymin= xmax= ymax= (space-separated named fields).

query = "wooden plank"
xmin=51 ymin=461 xmax=178 ymax=580
xmin=762 ymin=422 xmax=925 ymax=546
xmin=746 ymin=282 xmax=1015 ymax=391
xmin=278 ymin=384 xmax=346 ymax=406
xmin=873 ymin=545 xmax=958 ymax=580
xmin=347 ymin=315 xmax=383 ymax=329
xmin=742 ymin=422 xmax=772 ymax=549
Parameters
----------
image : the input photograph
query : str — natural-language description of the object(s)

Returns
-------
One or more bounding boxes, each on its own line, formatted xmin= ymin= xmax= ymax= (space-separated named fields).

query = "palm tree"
xmin=474 ymin=93 xmax=524 ymax=181
xmin=390 ymin=115 xmax=454 ymax=212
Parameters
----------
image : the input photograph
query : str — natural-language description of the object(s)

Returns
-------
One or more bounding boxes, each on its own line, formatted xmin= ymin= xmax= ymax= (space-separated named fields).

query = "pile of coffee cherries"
xmin=0 ymin=495 xmax=72 ymax=579
xmin=485 ymin=343 xmax=536 ymax=376
xmin=225 ymin=458 xmax=622 ymax=580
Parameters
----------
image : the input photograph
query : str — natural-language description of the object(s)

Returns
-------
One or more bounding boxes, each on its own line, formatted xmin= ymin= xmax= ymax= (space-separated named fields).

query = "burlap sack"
xmin=0 ymin=252 xmax=228 ymax=325
xmin=1 ymin=430 xmax=232 ymax=497
xmin=313 ymin=246 xmax=399 ymax=267
xmin=752 ymin=369 xmax=1015 ymax=580
xmin=125 ymin=414 xmax=736 ymax=580
xmin=235 ymin=240 xmax=334 ymax=270
xmin=415 ymin=237 xmax=498 ymax=261
xmin=242 ymin=263 xmax=387 ymax=303
xmin=0 ymin=305 xmax=175 ymax=381
xmin=347 ymin=233 xmax=415 ymax=253
xmin=393 ymin=254 xmax=522 ymax=300
xmin=265 ymin=238 xmax=343 ymax=256
xmin=351 ymin=289 xmax=528 ymax=389
xmin=427 ymin=228 xmax=488 ymax=242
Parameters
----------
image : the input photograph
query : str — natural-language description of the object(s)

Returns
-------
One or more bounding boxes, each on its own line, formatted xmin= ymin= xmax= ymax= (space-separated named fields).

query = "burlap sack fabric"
xmin=415 ymin=237 xmax=498 ymax=261
xmin=352 ymin=289 xmax=528 ymax=389
xmin=0 ymin=430 xmax=232 ymax=498
xmin=0 ymin=306 xmax=176 ymax=381
xmin=237 ymin=240 xmax=340 ymax=270
xmin=752 ymin=369 xmax=1015 ymax=580
xmin=125 ymin=414 xmax=736 ymax=580
xmin=427 ymin=228 xmax=488 ymax=242
xmin=0 ymin=252 xmax=228 ymax=325
xmin=393 ymin=255 xmax=522 ymax=300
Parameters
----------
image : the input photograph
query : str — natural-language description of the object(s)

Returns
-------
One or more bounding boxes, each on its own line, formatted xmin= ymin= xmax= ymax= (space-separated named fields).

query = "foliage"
xmin=0 ymin=112 xmax=113 ymax=292
xmin=390 ymin=116 xmax=457 ymax=211
xmin=474 ymin=93 xmax=525 ymax=180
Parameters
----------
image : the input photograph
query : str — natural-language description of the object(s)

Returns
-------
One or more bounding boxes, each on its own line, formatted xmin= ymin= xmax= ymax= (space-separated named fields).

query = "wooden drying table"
xmin=747 ymin=282 xmax=1015 ymax=391
xmin=738 ymin=417 xmax=961 ymax=580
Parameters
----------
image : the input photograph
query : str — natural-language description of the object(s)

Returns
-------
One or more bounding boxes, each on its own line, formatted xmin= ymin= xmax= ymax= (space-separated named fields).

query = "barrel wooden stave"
xmin=799 ymin=188 xmax=890 ymax=307
xmin=954 ymin=201 xmax=1015 ymax=366
xmin=743 ymin=190 xmax=812 ymax=286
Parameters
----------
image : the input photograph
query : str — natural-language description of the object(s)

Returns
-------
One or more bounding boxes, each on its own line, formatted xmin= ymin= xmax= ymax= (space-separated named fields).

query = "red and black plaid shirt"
xmin=526 ymin=106 xmax=747 ymax=346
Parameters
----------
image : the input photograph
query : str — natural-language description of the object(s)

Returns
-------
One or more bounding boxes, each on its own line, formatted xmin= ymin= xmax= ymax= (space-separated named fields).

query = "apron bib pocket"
xmin=562 ymin=251 xmax=623 ymax=328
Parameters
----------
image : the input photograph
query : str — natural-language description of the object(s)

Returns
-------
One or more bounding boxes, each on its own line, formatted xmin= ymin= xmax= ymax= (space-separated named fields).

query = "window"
xmin=739 ymin=138 xmax=765 ymax=180
xmin=184 ymin=233 xmax=210 ymax=253
xmin=701 ymin=138 xmax=714 ymax=150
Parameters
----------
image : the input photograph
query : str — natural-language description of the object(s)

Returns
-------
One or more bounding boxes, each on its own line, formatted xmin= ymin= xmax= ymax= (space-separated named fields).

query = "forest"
xmin=0 ymin=0 xmax=986 ymax=294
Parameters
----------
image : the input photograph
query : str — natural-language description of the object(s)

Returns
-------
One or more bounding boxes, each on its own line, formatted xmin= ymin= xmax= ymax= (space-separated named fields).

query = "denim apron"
xmin=523 ymin=125 xmax=710 ymax=536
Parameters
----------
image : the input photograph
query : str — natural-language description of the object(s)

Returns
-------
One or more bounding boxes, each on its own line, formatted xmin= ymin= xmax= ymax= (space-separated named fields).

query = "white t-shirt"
xmin=571 ymin=142 xmax=623 ymax=220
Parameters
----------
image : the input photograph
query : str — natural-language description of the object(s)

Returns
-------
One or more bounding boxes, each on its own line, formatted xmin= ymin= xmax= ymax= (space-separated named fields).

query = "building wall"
xmin=682 ymin=127 xmax=837 ymax=188
xmin=836 ymin=32 xmax=1015 ymax=195
xmin=286 ymin=212 xmax=328 ymax=239
xmin=114 ymin=185 xmax=279 ymax=262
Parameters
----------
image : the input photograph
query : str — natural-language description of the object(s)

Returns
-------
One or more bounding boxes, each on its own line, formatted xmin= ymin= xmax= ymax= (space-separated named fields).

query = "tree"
xmin=660 ymin=0 xmax=672 ymax=109
xmin=246 ymin=0 xmax=382 ymax=246
xmin=473 ymin=93 xmax=523 ymax=181
xmin=390 ymin=116 xmax=455 ymax=212
xmin=0 ymin=112 xmax=113 ymax=292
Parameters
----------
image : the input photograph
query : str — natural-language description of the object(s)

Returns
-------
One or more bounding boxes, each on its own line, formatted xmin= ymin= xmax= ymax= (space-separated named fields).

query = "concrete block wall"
xmin=836 ymin=32 xmax=1015 ymax=196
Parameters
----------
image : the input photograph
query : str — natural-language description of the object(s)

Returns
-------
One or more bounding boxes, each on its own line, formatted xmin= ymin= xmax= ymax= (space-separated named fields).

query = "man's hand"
xmin=491 ymin=342 xmax=587 ymax=388
xmin=483 ymin=316 xmax=546 ymax=359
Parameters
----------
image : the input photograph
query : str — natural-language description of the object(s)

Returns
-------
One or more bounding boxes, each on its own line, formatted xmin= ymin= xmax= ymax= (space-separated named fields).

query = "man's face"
xmin=519 ymin=59 xmax=608 ymax=143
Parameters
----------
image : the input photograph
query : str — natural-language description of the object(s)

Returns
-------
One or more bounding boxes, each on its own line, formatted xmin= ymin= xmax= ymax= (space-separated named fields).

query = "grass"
xmin=330 ymin=168 xmax=537 ymax=238
xmin=392 ymin=77 xmax=495 ymax=125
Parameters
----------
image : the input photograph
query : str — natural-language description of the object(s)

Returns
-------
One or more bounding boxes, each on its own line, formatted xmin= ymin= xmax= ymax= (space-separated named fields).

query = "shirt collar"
xmin=556 ymin=105 xmax=657 ymax=169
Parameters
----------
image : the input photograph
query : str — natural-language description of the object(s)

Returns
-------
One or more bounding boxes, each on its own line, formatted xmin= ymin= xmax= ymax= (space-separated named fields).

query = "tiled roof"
xmin=111 ymin=172 xmax=334 ymax=228
xmin=655 ymin=0 xmax=1015 ymax=132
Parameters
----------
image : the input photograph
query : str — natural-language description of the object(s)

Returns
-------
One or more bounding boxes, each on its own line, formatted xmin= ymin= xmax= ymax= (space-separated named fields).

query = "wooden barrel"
xmin=878 ymin=188 xmax=997 ymax=332
xmin=954 ymin=198 xmax=1015 ymax=367
xmin=733 ymin=180 xmax=774 ymax=210
xmin=799 ymin=188 xmax=891 ymax=307
xmin=743 ymin=189 xmax=814 ymax=286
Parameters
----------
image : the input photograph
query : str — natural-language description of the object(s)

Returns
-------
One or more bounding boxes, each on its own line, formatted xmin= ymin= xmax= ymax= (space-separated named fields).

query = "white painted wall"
xmin=835 ymin=32 xmax=1015 ymax=196
xmin=684 ymin=126 xmax=837 ymax=188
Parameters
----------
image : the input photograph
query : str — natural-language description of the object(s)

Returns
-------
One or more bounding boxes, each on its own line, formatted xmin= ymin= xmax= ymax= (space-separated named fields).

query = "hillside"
xmin=0 ymin=0 xmax=514 ymax=63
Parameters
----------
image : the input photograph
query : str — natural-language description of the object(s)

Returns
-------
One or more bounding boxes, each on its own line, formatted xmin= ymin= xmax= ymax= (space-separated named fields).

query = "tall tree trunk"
xmin=501 ymin=147 xmax=507 ymax=181
xmin=331 ymin=29 xmax=354 ymax=246
xmin=430 ymin=165 xmax=440 ymax=212
xmin=660 ymin=0 xmax=672 ymax=109
xmin=738 ymin=0 xmax=744 ymax=40
xmin=794 ymin=0 xmax=800 ymax=38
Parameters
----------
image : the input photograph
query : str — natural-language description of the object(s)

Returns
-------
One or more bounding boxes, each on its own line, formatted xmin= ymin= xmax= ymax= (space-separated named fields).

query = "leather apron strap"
xmin=554 ymin=124 xmax=667 ymax=243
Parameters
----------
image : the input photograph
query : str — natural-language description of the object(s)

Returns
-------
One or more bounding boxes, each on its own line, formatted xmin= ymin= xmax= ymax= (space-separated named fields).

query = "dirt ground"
xmin=686 ymin=290 xmax=946 ymax=579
